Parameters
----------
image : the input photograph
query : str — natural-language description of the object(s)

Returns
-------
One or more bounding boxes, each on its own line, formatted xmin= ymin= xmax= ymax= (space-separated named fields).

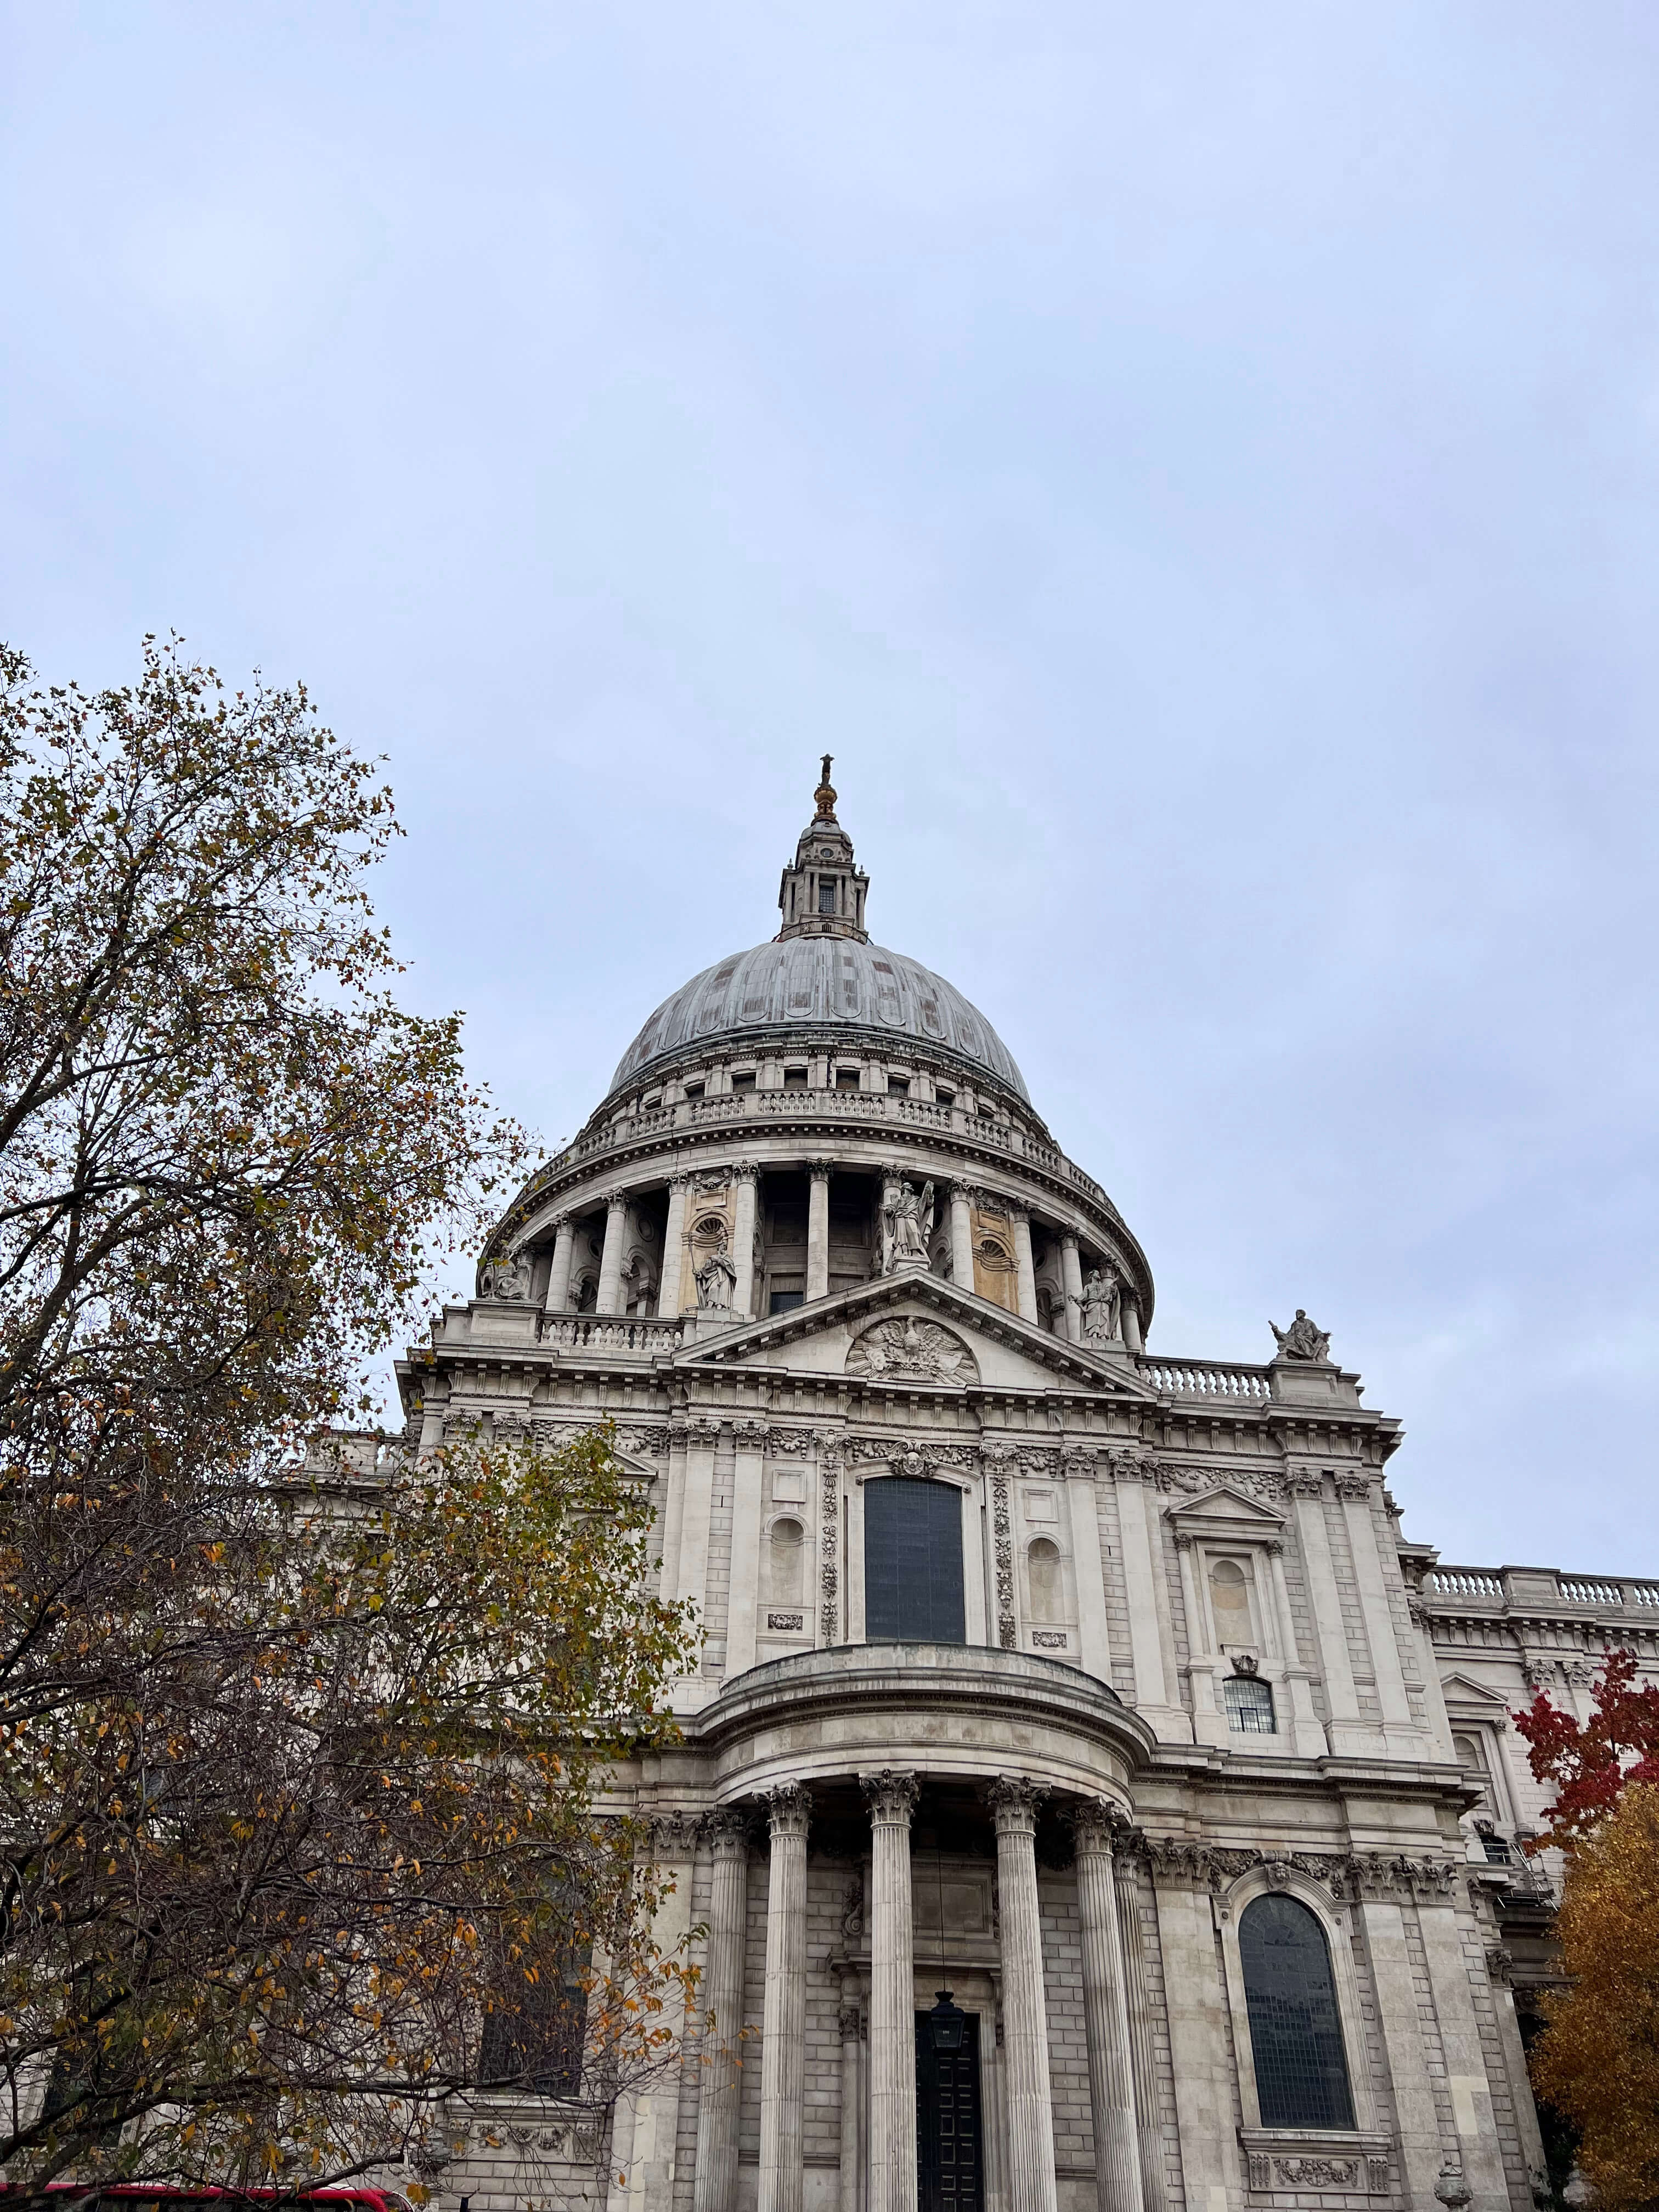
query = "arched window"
xmin=864 ymin=1477 xmax=965 ymax=1644
xmin=1028 ymin=1538 xmax=1063 ymax=1624
xmin=1209 ymin=1557 xmax=1253 ymax=1643
xmin=1238 ymin=1895 xmax=1355 ymax=2130
xmin=1224 ymin=1674 xmax=1276 ymax=1734
xmin=767 ymin=1517 xmax=805 ymax=1605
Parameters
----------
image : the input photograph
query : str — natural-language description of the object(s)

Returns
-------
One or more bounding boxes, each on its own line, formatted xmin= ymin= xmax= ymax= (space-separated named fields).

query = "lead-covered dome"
xmin=610 ymin=933 xmax=1029 ymax=1101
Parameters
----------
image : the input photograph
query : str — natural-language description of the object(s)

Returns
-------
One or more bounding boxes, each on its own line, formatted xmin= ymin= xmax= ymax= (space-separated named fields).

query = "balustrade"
xmin=1138 ymin=1358 xmax=1272 ymax=1401
xmin=538 ymin=1313 xmax=684 ymax=1353
xmin=1421 ymin=1566 xmax=1659 ymax=1613
xmin=527 ymin=1082 xmax=1111 ymax=1212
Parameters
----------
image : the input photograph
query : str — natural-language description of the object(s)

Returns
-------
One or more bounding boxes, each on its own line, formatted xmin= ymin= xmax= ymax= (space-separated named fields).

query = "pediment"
xmin=1440 ymin=1670 xmax=1515 ymax=1710
xmin=676 ymin=1272 xmax=1160 ymax=1400
xmin=1165 ymin=1483 xmax=1287 ymax=1533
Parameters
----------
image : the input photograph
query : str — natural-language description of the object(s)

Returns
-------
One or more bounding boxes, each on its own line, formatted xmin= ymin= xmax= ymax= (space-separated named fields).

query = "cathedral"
xmin=398 ymin=765 xmax=1657 ymax=2212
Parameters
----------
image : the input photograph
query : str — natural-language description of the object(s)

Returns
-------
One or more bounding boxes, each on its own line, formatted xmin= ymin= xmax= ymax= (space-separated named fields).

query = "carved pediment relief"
xmin=847 ymin=1314 xmax=978 ymax=1386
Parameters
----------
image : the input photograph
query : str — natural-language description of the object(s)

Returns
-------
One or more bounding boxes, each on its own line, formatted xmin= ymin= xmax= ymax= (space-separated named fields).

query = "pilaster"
xmin=658 ymin=1178 xmax=689 ymax=1316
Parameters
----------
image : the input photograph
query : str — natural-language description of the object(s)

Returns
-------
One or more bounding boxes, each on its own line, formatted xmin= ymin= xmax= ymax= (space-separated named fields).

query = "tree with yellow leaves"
xmin=0 ymin=640 xmax=700 ymax=2205
xmin=1515 ymin=1655 xmax=1659 ymax=2207
xmin=1526 ymin=1783 xmax=1659 ymax=2209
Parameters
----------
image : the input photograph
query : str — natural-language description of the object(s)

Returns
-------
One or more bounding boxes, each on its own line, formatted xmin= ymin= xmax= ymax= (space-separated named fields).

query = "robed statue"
xmin=879 ymin=1174 xmax=935 ymax=1274
xmin=1269 ymin=1308 xmax=1331 ymax=1362
xmin=1075 ymin=1260 xmax=1123 ymax=1344
xmin=696 ymin=1242 xmax=738 ymax=1312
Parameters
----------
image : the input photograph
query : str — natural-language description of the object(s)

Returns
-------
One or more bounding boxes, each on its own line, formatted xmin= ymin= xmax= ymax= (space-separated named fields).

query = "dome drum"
xmin=484 ymin=778 xmax=1152 ymax=1345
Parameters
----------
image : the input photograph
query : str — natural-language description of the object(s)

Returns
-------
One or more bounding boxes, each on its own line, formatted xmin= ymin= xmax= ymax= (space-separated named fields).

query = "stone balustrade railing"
xmin=539 ymin=1084 xmax=1109 ymax=1206
xmin=1137 ymin=1357 xmax=1273 ymax=1401
xmin=539 ymin=1313 xmax=685 ymax=1354
xmin=1423 ymin=1565 xmax=1659 ymax=1613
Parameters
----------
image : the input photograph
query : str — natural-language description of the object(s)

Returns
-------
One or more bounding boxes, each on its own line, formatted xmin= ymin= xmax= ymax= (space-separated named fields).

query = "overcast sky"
xmin=4 ymin=3 xmax=1657 ymax=1569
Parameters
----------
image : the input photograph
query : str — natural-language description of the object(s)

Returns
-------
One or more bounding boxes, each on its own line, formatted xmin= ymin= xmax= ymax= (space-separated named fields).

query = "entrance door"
xmin=915 ymin=2012 xmax=983 ymax=2212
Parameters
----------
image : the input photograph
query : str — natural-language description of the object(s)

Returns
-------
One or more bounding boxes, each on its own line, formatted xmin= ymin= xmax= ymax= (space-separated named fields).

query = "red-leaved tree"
xmin=1513 ymin=1649 xmax=1659 ymax=1849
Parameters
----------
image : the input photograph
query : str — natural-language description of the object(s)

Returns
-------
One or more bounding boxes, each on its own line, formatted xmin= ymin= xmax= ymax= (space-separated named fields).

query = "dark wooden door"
xmin=915 ymin=2012 xmax=983 ymax=2212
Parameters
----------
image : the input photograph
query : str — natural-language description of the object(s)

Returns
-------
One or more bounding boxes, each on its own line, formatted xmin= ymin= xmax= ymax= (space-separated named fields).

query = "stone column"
xmin=1011 ymin=1207 xmax=1039 ymax=1323
xmin=693 ymin=1812 xmax=751 ymax=2212
xmin=861 ymin=1770 xmax=919 ymax=2212
xmin=837 ymin=1971 xmax=864 ymax=2212
xmin=1120 ymin=1294 xmax=1143 ymax=1355
xmin=732 ymin=1169 xmax=759 ymax=1319
xmin=759 ymin=1784 xmax=812 ymax=2212
xmin=1112 ymin=1854 xmax=1166 ymax=2212
xmin=989 ymin=1778 xmax=1058 ymax=2212
xmin=1073 ymin=1805 xmax=1143 ymax=2212
xmin=543 ymin=1212 xmax=577 ymax=1312
xmin=1059 ymin=1235 xmax=1085 ymax=1342
xmin=949 ymin=1182 xmax=975 ymax=1290
xmin=597 ymin=1194 xmax=629 ymax=1316
xmin=658 ymin=1178 xmax=689 ymax=1316
xmin=807 ymin=1163 xmax=832 ymax=1301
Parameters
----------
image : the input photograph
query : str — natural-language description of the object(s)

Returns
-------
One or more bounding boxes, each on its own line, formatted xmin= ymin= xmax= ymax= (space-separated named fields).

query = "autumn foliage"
xmin=1513 ymin=1649 xmax=1659 ymax=1849
xmin=0 ymin=641 xmax=700 ymax=2202
xmin=1514 ymin=1653 xmax=1659 ymax=2207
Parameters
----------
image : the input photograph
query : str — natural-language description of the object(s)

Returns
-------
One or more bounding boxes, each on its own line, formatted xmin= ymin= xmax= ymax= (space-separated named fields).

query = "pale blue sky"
xmin=4 ymin=4 xmax=1657 ymax=1567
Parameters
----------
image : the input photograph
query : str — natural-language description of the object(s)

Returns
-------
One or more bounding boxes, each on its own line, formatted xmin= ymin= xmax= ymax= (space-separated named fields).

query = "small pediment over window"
xmin=1165 ymin=1484 xmax=1287 ymax=1538
xmin=1440 ymin=1669 xmax=1516 ymax=1710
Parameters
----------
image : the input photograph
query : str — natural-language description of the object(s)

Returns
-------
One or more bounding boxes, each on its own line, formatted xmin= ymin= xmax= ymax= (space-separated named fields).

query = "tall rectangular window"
xmin=864 ymin=1477 xmax=966 ymax=1644
xmin=818 ymin=878 xmax=839 ymax=913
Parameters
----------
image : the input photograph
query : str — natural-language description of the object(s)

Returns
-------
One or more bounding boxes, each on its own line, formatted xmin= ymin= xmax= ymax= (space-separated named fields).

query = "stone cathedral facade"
xmin=396 ymin=766 xmax=1657 ymax=2212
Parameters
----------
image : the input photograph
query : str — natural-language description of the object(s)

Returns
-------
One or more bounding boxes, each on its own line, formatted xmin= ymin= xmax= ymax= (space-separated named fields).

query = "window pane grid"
xmin=1239 ymin=1895 xmax=1355 ymax=2130
xmin=865 ymin=1477 xmax=966 ymax=1644
xmin=1224 ymin=1675 xmax=1276 ymax=1733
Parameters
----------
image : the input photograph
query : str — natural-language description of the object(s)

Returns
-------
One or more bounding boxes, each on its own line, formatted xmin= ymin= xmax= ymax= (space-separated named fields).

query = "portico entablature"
xmin=691 ymin=1643 xmax=1149 ymax=1809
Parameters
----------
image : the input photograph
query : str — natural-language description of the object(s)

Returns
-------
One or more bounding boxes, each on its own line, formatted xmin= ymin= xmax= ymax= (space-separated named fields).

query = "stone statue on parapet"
xmin=1075 ymin=1260 xmax=1123 ymax=1344
xmin=695 ymin=1240 xmax=738 ymax=1312
xmin=1269 ymin=1308 xmax=1331 ymax=1362
xmin=478 ymin=1248 xmax=533 ymax=1300
xmin=879 ymin=1174 xmax=935 ymax=1275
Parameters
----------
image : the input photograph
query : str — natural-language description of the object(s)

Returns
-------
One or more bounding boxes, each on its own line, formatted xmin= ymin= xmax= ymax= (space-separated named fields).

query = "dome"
xmin=610 ymin=934 xmax=1030 ymax=1102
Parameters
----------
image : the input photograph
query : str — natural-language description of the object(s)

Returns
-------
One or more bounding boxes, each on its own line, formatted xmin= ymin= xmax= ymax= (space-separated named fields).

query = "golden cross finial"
xmin=814 ymin=753 xmax=837 ymax=817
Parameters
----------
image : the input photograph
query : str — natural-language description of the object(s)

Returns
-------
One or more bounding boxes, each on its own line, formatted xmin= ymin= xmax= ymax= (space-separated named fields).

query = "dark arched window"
xmin=1239 ymin=1895 xmax=1355 ymax=2129
xmin=864 ymin=1477 xmax=965 ymax=1644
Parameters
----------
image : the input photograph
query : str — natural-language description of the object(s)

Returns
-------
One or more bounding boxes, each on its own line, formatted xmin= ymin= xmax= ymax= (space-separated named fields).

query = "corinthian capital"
xmin=764 ymin=1782 xmax=813 ymax=1841
xmin=987 ymin=1775 xmax=1045 ymax=1833
xmin=1070 ymin=1797 xmax=1127 ymax=1857
xmin=860 ymin=1769 xmax=921 ymax=1826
